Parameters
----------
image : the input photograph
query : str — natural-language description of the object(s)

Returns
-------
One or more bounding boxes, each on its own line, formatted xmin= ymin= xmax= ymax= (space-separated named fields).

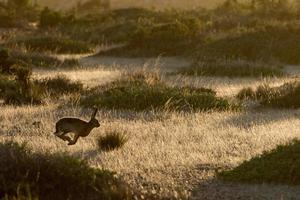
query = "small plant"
xmin=97 ymin=131 xmax=128 ymax=151
xmin=218 ymin=139 xmax=300 ymax=185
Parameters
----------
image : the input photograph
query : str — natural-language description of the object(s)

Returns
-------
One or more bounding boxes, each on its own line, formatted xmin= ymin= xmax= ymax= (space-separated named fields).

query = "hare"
xmin=54 ymin=108 xmax=100 ymax=145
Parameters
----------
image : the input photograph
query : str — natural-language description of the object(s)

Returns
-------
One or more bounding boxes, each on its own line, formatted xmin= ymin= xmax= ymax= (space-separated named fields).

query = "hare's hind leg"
xmin=60 ymin=132 xmax=72 ymax=142
xmin=68 ymin=134 xmax=80 ymax=145
xmin=54 ymin=130 xmax=72 ymax=142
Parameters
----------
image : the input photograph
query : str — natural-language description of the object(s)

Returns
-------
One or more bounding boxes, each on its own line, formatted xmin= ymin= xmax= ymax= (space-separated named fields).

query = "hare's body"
xmin=54 ymin=109 xmax=100 ymax=145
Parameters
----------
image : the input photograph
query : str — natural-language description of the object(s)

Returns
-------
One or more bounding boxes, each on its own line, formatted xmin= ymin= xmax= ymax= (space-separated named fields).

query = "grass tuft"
xmin=98 ymin=131 xmax=128 ymax=151
xmin=218 ymin=139 xmax=300 ymax=185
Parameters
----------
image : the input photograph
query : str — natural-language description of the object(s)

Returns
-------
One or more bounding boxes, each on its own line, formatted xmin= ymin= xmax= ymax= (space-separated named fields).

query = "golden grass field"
xmin=1 ymin=55 xmax=300 ymax=199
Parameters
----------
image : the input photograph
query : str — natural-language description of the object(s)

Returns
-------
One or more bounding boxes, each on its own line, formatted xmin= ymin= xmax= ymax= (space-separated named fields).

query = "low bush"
xmin=81 ymin=73 xmax=238 ymax=111
xmin=0 ymin=75 xmax=83 ymax=105
xmin=15 ymin=37 xmax=94 ymax=54
xmin=196 ymin=24 xmax=300 ymax=65
xmin=0 ymin=14 xmax=15 ymax=28
xmin=0 ymin=79 xmax=44 ymax=105
xmin=97 ymin=131 xmax=128 ymax=151
xmin=0 ymin=75 xmax=16 ymax=99
xmin=99 ymin=18 xmax=202 ymax=57
xmin=40 ymin=7 xmax=63 ymax=28
xmin=13 ymin=52 xmax=80 ymax=68
xmin=237 ymin=82 xmax=300 ymax=108
xmin=35 ymin=75 xmax=84 ymax=97
xmin=180 ymin=60 xmax=284 ymax=77
xmin=218 ymin=139 xmax=300 ymax=185
xmin=0 ymin=60 xmax=44 ymax=105
xmin=236 ymin=87 xmax=256 ymax=100
xmin=0 ymin=141 xmax=132 ymax=200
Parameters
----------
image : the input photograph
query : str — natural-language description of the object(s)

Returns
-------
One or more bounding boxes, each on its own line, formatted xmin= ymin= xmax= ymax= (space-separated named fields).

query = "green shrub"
xmin=15 ymin=37 xmax=93 ymax=54
xmin=13 ymin=52 xmax=59 ymax=68
xmin=61 ymin=58 xmax=80 ymax=68
xmin=1 ymin=81 xmax=44 ymax=105
xmin=0 ymin=50 xmax=44 ymax=105
xmin=81 ymin=73 xmax=238 ymax=111
xmin=0 ymin=75 xmax=16 ymax=99
xmin=237 ymin=82 xmax=300 ymax=108
xmin=75 ymin=0 xmax=110 ymax=14
xmin=0 ymin=14 xmax=15 ymax=28
xmin=40 ymin=7 xmax=63 ymax=28
xmin=236 ymin=87 xmax=256 ymax=100
xmin=180 ymin=60 xmax=284 ymax=77
xmin=0 ymin=74 xmax=83 ymax=105
xmin=0 ymin=141 xmax=132 ymax=200
xmin=98 ymin=131 xmax=128 ymax=151
xmin=196 ymin=24 xmax=300 ymax=65
xmin=218 ymin=139 xmax=300 ymax=185
xmin=100 ymin=18 xmax=202 ymax=57
xmin=35 ymin=75 xmax=83 ymax=97
xmin=13 ymin=52 xmax=80 ymax=68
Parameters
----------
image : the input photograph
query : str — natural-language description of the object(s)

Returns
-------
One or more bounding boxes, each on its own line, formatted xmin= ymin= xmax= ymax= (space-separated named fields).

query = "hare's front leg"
xmin=68 ymin=134 xmax=80 ymax=145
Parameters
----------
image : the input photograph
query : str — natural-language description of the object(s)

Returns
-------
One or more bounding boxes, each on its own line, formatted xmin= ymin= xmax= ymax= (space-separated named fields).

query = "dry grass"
xmin=2 ymin=56 xmax=300 ymax=199
xmin=1 ymin=105 xmax=300 ymax=199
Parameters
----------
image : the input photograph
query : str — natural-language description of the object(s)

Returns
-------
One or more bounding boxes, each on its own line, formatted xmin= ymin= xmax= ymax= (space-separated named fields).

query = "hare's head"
xmin=89 ymin=108 xmax=100 ymax=128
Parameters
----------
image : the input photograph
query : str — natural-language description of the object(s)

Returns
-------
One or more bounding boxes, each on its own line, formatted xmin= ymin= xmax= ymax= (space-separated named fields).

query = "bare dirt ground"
xmin=4 ymin=55 xmax=300 ymax=199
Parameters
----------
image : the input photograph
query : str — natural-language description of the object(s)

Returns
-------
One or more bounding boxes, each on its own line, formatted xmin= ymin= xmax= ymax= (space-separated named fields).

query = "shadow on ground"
xmin=191 ymin=179 xmax=300 ymax=200
xmin=221 ymin=108 xmax=300 ymax=130
xmin=191 ymin=141 xmax=300 ymax=200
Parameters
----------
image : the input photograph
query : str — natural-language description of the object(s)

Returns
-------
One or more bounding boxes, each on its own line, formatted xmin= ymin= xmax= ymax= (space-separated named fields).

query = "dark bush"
xmin=40 ymin=7 xmax=63 ymax=28
xmin=35 ymin=75 xmax=83 ymax=97
xmin=98 ymin=131 xmax=128 ymax=151
xmin=0 ymin=14 xmax=15 ymax=27
xmin=180 ymin=60 xmax=284 ymax=77
xmin=81 ymin=73 xmax=238 ymax=111
xmin=218 ymin=139 xmax=300 ymax=185
xmin=0 ymin=141 xmax=132 ymax=200
xmin=1 ymin=81 xmax=44 ymax=105
xmin=196 ymin=24 xmax=300 ymax=65
xmin=236 ymin=87 xmax=256 ymax=100
xmin=237 ymin=82 xmax=300 ymax=108
xmin=13 ymin=52 xmax=80 ymax=68
xmin=16 ymin=37 xmax=93 ymax=54
xmin=0 ymin=75 xmax=16 ymax=99
xmin=100 ymin=18 xmax=202 ymax=57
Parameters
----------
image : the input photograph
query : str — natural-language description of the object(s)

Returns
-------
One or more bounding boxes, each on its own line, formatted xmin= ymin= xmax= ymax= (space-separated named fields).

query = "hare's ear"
xmin=91 ymin=107 xmax=98 ymax=119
